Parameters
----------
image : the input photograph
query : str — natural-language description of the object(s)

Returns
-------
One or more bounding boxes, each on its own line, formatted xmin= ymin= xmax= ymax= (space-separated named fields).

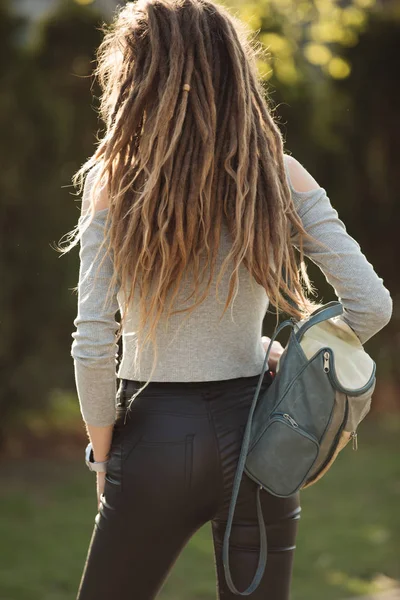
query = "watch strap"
xmin=85 ymin=442 xmax=109 ymax=473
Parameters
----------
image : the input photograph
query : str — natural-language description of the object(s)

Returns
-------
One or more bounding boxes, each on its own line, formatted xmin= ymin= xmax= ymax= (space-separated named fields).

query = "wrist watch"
xmin=85 ymin=442 xmax=109 ymax=473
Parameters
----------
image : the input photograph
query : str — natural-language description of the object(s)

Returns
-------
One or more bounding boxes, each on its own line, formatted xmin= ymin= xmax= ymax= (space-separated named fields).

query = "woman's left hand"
xmin=96 ymin=472 xmax=106 ymax=510
xmin=84 ymin=422 xmax=114 ymax=510
xmin=261 ymin=336 xmax=285 ymax=372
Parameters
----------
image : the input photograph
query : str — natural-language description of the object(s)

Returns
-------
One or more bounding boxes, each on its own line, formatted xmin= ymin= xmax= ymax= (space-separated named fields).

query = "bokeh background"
xmin=0 ymin=0 xmax=399 ymax=598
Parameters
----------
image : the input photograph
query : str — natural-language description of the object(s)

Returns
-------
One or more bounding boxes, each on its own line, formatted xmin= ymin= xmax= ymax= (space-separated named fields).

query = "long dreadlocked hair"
xmin=59 ymin=0 xmax=320 ymax=408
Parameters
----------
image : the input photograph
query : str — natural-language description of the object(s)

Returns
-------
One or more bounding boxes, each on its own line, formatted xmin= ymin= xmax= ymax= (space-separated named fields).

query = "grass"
xmin=0 ymin=414 xmax=399 ymax=600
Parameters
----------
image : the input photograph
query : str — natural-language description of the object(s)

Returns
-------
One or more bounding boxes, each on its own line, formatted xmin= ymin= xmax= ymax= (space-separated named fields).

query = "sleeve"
xmin=283 ymin=157 xmax=393 ymax=344
xmin=70 ymin=170 xmax=121 ymax=427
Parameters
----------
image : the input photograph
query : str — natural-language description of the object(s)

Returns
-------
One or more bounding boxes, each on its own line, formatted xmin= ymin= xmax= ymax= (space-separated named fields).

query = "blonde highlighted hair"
xmin=59 ymin=0 xmax=318 ymax=408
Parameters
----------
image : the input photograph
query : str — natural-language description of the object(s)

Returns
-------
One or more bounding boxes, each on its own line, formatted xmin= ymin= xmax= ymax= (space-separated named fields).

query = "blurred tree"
xmin=232 ymin=0 xmax=399 ymax=407
xmin=0 ymin=0 xmax=103 ymax=445
xmin=1 ymin=0 xmax=398 ymax=446
xmin=342 ymin=11 xmax=399 ymax=392
xmin=229 ymin=0 xmax=382 ymax=85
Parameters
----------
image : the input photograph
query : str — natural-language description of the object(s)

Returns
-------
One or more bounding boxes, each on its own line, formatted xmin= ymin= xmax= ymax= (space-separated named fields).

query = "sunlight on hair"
xmin=58 ymin=0 xmax=323 ymax=405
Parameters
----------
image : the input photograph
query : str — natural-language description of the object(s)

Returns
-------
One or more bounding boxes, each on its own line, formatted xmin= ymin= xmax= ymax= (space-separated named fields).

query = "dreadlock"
xmin=58 ymin=0 xmax=318 ymax=408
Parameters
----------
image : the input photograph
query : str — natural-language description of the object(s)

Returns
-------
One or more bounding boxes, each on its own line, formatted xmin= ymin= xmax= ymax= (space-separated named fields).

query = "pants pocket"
xmin=104 ymin=407 xmax=128 ymax=488
xmin=105 ymin=439 xmax=123 ymax=487
xmin=122 ymin=433 xmax=196 ymax=504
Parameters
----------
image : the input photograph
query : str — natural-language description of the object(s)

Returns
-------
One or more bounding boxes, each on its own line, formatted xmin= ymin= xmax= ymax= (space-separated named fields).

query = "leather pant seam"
xmin=185 ymin=433 xmax=195 ymax=495
xmin=213 ymin=504 xmax=302 ymax=527
xmin=213 ymin=539 xmax=297 ymax=553
xmin=204 ymin=398 xmax=225 ymax=518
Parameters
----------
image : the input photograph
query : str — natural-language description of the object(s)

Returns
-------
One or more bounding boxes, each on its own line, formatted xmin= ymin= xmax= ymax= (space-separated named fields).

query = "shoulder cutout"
xmin=283 ymin=154 xmax=322 ymax=195
xmin=82 ymin=163 xmax=110 ymax=217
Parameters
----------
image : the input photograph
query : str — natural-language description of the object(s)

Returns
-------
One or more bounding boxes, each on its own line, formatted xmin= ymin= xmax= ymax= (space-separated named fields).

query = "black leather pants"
xmin=76 ymin=372 xmax=301 ymax=599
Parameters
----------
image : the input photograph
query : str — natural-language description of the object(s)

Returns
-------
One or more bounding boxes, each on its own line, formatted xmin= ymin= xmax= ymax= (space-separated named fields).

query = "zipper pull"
xmin=283 ymin=413 xmax=298 ymax=428
xmin=323 ymin=351 xmax=330 ymax=373
xmin=350 ymin=431 xmax=358 ymax=450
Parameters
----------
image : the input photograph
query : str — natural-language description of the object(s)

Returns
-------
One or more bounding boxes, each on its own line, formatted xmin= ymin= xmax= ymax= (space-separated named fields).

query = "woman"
xmin=63 ymin=0 xmax=392 ymax=598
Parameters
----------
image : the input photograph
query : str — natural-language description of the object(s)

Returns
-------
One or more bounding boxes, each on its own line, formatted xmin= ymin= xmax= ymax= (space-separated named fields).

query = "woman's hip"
xmin=108 ymin=371 xmax=276 ymax=511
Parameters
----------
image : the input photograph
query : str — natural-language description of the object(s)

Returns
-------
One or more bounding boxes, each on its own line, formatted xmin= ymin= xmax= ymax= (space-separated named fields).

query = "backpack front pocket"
xmin=245 ymin=413 xmax=319 ymax=497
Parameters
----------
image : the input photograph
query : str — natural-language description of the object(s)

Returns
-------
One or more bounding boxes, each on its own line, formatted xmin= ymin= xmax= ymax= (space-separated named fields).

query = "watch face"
xmin=85 ymin=443 xmax=94 ymax=467
xmin=84 ymin=443 xmax=108 ymax=472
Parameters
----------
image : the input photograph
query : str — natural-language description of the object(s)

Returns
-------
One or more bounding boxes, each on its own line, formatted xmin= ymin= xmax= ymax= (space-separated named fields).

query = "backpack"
xmin=222 ymin=301 xmax=376 ymax=595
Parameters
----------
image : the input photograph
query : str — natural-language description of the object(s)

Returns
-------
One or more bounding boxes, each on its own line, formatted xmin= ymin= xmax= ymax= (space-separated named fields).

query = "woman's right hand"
xmin=261 ymin=336 xmax=285 ymax=372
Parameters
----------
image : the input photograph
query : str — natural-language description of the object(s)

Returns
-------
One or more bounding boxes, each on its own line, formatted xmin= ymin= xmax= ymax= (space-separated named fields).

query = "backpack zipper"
xmin=350 ymin=430 xmax=358 ymax=450
xmin=283 ymin=413 xmax=298 ymax=428
xmin=305 ymin=396 xmax=349 ymax=485
xmin=323 ymin=351 xmax=358 ymax=450
xmin=270 ymin=412 xmax=299 ymax=428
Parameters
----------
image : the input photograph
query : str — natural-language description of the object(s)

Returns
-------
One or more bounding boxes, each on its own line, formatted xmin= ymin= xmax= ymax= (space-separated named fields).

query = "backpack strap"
xmin=222 ymin=319 xmax=295 ymax=595
xmin=222 ymin=301 xmax=343 ymax=594
xmin=295 ymin=301 xmax=343 ymax=343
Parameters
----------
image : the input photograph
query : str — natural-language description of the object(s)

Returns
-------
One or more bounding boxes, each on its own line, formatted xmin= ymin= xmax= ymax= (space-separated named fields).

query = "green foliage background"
xmin=1 ymin=0 xmax=398 ymax=439
xmin=0 ymin=1 xmax=399 ymax=599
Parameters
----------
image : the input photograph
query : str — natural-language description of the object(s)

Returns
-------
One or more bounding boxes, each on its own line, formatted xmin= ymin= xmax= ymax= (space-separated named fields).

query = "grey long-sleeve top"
xmin=70 ymin=156 xmax=393 ymax=426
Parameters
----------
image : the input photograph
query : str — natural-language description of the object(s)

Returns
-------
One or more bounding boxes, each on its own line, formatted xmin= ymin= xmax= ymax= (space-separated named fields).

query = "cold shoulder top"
xmin=70 ymin=155 xmax=392 ymax=426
